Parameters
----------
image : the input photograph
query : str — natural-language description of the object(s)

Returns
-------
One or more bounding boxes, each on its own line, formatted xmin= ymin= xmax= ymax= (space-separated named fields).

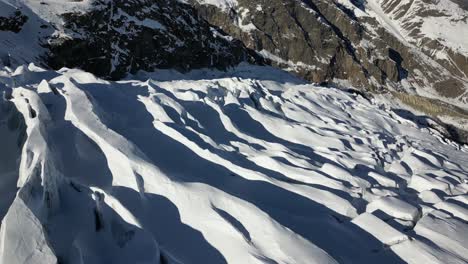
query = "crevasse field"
xmin=0 ymin=64 xmax=467 ymax=264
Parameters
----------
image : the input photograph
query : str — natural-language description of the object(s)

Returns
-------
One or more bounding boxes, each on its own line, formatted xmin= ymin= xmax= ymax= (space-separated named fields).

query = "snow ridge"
xmin=0 ymin=64 xmax=467 ymax=263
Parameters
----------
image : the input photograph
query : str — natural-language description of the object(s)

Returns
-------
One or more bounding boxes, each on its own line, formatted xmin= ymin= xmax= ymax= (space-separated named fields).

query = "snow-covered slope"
xmin=0 ymin=0 xmax=260 ymax=79
xmin=0 ymin=64 xmax=467 ymax=263
xmin=2 ymin=0 xmax=467 ymax=111
xmin=363 ymin=0 xmax=468 ymax=99
xmin=191 ymin=0 xmax=468 ymax=109
xmin=368 ymin=0 xmax=468 ymax=55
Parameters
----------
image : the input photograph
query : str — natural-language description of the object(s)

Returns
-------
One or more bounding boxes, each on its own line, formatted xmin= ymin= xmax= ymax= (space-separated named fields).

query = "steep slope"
xmin=0 ymin=81 xmax=25 ymax=220
xmin=366 ymin=0 xmax=468 ymax=97
xmin=2 ymin=0 xmax=467 ymax=116
xmin=0 ymin=64 xmax=467 ymax=263
xmin=190 ymin=0 xmax=468 ymax=107
xmin=0 ymin=0 xmax=261 ymax=80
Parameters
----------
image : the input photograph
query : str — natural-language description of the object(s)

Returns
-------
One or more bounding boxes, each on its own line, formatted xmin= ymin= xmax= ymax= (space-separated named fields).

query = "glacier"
xmin=0 ymin=63 xmax=467 ymax=263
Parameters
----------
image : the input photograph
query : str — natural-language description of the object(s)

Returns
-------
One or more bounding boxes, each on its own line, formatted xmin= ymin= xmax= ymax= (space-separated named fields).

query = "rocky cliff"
xmin=190 ymin=0 xmax=468 ymax=105
xmin=46 ymin=0 xmax=263 ymax=80
xmin=0 ymin=0 xmax=262 ymax=80
xmin=1 ymin=0 xmax=467 ymax=108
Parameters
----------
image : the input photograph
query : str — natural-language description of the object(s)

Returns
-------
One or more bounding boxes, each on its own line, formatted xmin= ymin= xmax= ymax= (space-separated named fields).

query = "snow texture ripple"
xmin=0 ymin=64 xmax=467 ymax=264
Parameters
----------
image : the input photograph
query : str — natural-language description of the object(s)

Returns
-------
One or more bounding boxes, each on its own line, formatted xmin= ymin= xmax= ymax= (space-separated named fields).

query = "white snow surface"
xmin=190 ymin=0 xmax=238 ymax=10
xmin=368 ymin=0 xmax=468 ymax=55
xmin=0 ymin=63 xmax=467 ymax=263
xmin=0 ymin=0 xmax=93 ymax=66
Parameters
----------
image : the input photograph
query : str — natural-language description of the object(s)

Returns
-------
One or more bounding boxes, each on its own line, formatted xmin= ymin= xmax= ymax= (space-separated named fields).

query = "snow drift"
xmin=0 ymin=64 xmax=467 ymax=263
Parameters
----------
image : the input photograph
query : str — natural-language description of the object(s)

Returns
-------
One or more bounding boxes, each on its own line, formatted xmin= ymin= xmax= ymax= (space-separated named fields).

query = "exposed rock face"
xmin=190 ymin=0 xmax=468 ymax=103
xmin=0 ymin=0 xmax=467 ymax=107
xmin=376 ymin=0 xmax=468 ymax=98
xmin=46 ymin=0 xmax=262 ymax=79
xmin=193 ymin=0 xmax=371 ymax=88
xmin=0 ymin=10 xmax=28 ymax=33
xmin=453 ymin=0 xmax=468 ymax=10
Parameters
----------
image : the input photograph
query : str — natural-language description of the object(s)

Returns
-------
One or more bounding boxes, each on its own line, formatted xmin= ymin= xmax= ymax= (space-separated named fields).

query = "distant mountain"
xmin=1 ymin=1 xmax=468 ymax=264
xmin=190 ymin=0 xmax=468 ymax=106
xmin=0 ymin=0 xmax=262 ymax=79
xmin=1 ymin=0 xmax=467 ymax=105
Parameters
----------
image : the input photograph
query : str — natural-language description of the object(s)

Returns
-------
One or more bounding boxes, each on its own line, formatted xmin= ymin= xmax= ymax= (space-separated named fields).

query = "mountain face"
xmin=1 ymin=0 xmax=467 ymax=104
xmin=0 ymin=0 xmax=261 ymax=80
xmin=1 ymin=1 xmax=468 ymax=264
xmin=46 ymin=0 xmax=264 ymax=80
xmin=190 ymin=0 xmax=468 ymax=104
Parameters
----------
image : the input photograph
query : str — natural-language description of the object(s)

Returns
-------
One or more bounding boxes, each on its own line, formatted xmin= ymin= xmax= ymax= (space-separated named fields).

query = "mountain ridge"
xmin=0 ymin=2 xmax=468 ymax=263
xmin=1 ymin=0 xmax=467 ymax=111
xmin=190 ymin=0 xmax=468 ymax=107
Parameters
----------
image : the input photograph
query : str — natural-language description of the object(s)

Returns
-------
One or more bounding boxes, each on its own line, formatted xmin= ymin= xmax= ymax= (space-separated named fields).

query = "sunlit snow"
xmin=0 ymin=64 xmax=467 ymax=264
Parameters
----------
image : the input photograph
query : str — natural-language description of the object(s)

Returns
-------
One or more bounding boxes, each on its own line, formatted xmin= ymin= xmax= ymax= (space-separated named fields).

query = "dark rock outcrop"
xmin=190 ymin=0 xmax=468 ymax=99
xmin=0 ymin=10 xmax=28 ymax=33
xmin=1 ymin=0 xmax=466 ymax=107
xmin=46 ymin=0 xmax=263 ymax=80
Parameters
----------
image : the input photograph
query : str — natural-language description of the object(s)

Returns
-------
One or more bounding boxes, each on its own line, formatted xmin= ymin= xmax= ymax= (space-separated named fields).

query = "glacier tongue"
xmin=0 ymin=64 xmax=467 ymax=264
